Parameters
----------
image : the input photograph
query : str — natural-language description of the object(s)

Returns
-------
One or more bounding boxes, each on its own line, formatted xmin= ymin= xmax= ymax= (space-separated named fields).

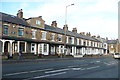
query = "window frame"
xmin=31 ymin=43 xmax=36 ymax=53
xmin=3 ymin=25 xmax=8 ymax=35
xmin=31 ymin=29 xmax=36 ymax=39
xmin=18 ymin=28 xmax=24 ymax=36
xmin=43 ymin=44 xmax=47 ymax=53
xmin=51 ymin=33 xmax=55 ymax=41
xmin=77 ymin=38 xmax=79 ymax=45
xmin=36 ymin=20 xmax=41 ymax=25
xmin=57 ymin=34 xmax=62 ymax=42
xmin=41 ymin=31 xmax=46 ymax=40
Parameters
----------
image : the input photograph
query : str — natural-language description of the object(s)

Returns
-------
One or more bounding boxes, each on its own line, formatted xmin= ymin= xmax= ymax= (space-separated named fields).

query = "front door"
xmin=4 ymin=41 xmax=9 ymax=53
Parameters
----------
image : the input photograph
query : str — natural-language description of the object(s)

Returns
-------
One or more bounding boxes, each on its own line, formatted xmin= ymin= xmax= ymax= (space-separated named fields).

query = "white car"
xmin=113 ymin=53 xmax=120 ymax=59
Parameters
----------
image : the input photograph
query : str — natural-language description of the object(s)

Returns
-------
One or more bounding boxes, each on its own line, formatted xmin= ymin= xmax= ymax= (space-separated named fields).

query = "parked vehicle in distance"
xmin=113 ymin=53 xmax=120 ymax=59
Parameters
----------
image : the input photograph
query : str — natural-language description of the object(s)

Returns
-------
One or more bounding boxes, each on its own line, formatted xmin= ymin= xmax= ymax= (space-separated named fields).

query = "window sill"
xmin=32 ymin=38 xmax=36 ymax=39
xmin=41 ymin=39 xmax=46 ymax=40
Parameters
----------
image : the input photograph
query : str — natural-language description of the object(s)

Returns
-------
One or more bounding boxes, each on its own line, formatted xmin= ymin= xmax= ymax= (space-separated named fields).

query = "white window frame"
xmin=43 ymin=44 xmax=47 ymax=53
xmin=66 ymin=36 xmax=69 ymax=43
xmin=89 ymin=41 xmax=91 ymax=46
xmin=95 ymin=42 xmax=97 ymax=47
xmin=93 ymin=42 xmax=95 ymax=47
xmin=85 ymin=40 xmax=87 ymax=46
xmin=51 ymin=46 xmax=55 ymax=54
xmin=31 ymin=29 xmax=36 ymax=39
xmin=36 ymin=20 xmax=41 ymax=25
xmin=51 ymin=33 xmax=55 ymax=41
xmin=77 ymin=38 xmax=79 ymax=45
xmin=57 ymin=34 xmax=62 ymax=42
xmin=41 ymin=31 xmax=46 ymax=40
xmin=81 ymin=39 xmax=83 ymax=45
xmin=71 ymin=37 xmax=74 ymax=44
xmin=38 ymin=44 xmax=42 ymax=54
xmin=31 ymin=43 xmax=36 ymax=53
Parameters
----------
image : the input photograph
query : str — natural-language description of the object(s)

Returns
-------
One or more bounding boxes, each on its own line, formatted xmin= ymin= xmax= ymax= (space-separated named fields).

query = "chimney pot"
xmin=80 ymin=32 xmax=85 ymax=35
xmin=63 ymin=24 xmax=68 ymax=31
xmin=51 ymin=21 xmax=57 ymax=27
xmin=72 ymin=28 xmax=77 ymax=33
xmin=17 ymin=9 xmax=23 ymax=18
xmin=86 ymin=32 xmax=91 ymax=36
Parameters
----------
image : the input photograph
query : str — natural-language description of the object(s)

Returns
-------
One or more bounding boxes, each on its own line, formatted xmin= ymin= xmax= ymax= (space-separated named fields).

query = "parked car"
xmin=113 ymin=53 xmax=120 ymax=59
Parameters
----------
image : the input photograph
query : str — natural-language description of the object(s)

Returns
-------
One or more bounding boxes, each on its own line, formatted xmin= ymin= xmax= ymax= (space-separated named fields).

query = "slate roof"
xmin=1 ymin=12 xmax=99 ymax=42
xmin=0 ymin=12 xmax=30 ymax=26
xmin=45 ymin=24 xmax=98 ymax=41
xmin=107 ymin=40 xmax=118 ymax=44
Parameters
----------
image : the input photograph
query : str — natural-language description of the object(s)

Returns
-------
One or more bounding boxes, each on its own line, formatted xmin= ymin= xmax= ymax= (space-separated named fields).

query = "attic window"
xmin=36 ymin=20 xmax=41 ymax=25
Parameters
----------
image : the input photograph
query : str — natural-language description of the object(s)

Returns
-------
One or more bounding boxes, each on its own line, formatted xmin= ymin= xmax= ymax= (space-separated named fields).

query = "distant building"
xmin=107 ymin=39 xmax=120 ymax=54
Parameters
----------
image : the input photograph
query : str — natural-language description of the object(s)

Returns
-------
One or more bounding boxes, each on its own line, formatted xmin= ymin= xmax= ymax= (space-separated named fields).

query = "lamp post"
xmin=64 ymin=4 xmax=74 ymax=57
xmin=65 ymin=4 xmax=74 ymax=25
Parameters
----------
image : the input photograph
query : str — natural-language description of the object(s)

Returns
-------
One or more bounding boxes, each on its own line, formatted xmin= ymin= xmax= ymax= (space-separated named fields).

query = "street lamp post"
xmin=64 ymin=4 xmax=74 ymax=57
xmin=65 ymin=4 xmax=74 ymax=25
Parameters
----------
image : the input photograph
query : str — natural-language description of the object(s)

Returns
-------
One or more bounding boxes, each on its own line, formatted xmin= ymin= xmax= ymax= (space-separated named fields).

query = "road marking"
xmin=35 ymin=72 xmax=66 ymax=78
xmin=4 ymin=72 xmax=29 ymax=76
xmin=104 ymin=62 xmax=116 ymax=65
xmin=86 ymin=66 xmax=100 ymax=70
xmin=96 ymin=61 xmax=100 ymax=63
xmin=104 ymin=61 xmax=118 ymax=66
xmin=81 ymin=68 xmax=85 ymax=70
xmin=45 ymin=68 xmax=69 ymax=74
xmin=24 ymin=72 xmax=66 ymax=80
xmin=29 ymin=68 xmax=53 ymax=73
xmin=71 ymin=68 xmax=81 ymax=70
xmin=3 ymin=68 xmax=53 ymax=76
xmin=68 ymin=65 xmax=78 ymax=68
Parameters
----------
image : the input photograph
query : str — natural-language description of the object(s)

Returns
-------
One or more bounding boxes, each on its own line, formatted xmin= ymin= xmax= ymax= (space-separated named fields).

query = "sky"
xmin=0 ymin=0 xmax=119 ymax=39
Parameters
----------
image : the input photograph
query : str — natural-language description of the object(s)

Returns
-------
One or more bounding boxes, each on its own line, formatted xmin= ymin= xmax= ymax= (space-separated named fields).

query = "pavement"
xmin=2 ymin=55 xmax=112 ymax=64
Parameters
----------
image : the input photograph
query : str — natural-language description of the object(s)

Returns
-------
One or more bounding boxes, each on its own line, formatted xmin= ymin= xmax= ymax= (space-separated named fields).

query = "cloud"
xmin=16 ymin=0 xmax=118 ymax=39
xmin=19 ymin=3 xmax=29 ymax=9
xmin=84 ymin=0 xmax=118 ymax=12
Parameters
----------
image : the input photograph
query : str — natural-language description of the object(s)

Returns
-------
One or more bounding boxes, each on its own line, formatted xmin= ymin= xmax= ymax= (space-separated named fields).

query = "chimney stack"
xmin=97 ymin=35 xmax=100 ymax=38
xmin=63 ymin=24 xmax=68 ymax=31
xmin=72 ymin=28 xmax=77 ymax=33
xmin=106 ymin=37 xmax=108 ymax=40
xmin=92 ymin=35 xmax=96 ymax=38
xmin=86 ymin=32 xmax=91 ymax=36
xmin=51 ymin=21 xmax=57 ymax=27
xmin=17 ymin=9 xmax=23 ymax=18
xmin=80 ymin=32 xmax=85 ymax=35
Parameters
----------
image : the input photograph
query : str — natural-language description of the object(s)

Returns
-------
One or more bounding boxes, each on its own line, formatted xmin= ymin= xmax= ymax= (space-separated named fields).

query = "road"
xmin=2 ymin=57 xmax=120 ymax=80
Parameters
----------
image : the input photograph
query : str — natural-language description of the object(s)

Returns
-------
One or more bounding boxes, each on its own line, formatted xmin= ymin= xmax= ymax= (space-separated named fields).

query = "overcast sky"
xmin=1 ymin=0 xmax=119 ymax=39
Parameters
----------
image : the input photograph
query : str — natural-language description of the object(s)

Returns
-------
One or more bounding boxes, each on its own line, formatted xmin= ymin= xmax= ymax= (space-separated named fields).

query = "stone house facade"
xmin=107 ymin=39 xmax=120 ymax=54
xmin=0 ymin=9 xmax=108 ymax=57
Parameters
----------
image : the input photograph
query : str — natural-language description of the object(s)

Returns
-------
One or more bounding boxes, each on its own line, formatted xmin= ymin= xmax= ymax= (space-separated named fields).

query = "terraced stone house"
xmin=107 ymin=39 xmax=120 ymax=54
xmin=0 ymin=9 xmax=108 ymax=58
